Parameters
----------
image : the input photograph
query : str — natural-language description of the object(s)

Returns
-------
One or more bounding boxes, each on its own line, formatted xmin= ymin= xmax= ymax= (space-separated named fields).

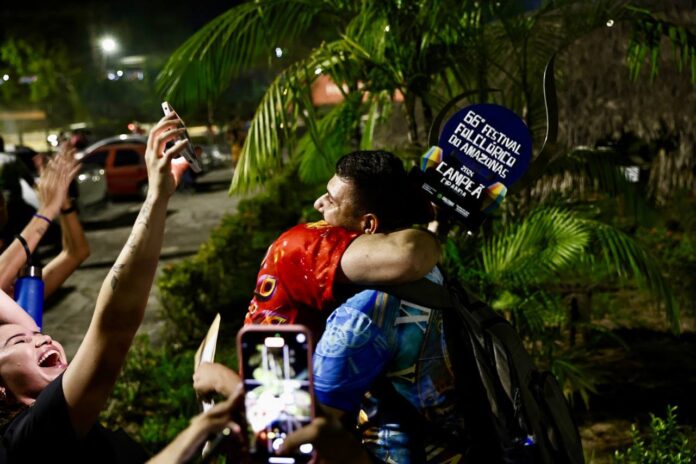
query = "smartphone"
xmin=160 ymin=101 xmax=202 ymax=173
xmin=237 ymin=325 xmax=315 ymax=464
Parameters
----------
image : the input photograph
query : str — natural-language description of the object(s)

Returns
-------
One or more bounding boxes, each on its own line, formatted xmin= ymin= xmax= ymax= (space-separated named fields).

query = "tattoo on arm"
xmin=135 ymin=201 xmax=152 ymax=229
xmin=110 ymin=264 xmax=125 ymax=290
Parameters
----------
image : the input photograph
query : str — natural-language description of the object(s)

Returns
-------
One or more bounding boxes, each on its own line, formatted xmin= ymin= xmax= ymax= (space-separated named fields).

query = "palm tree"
xmin=158 ymin=0 xmax=694 ymax=400
xmin=157 ymin=1 xmax=694 ymax=194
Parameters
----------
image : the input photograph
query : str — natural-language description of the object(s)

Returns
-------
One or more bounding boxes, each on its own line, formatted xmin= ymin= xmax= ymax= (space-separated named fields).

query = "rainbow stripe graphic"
xmin=481 ymin=182 xmax=507 ymax=213
xmin=420 ymin=146 xmax=443 ymax=172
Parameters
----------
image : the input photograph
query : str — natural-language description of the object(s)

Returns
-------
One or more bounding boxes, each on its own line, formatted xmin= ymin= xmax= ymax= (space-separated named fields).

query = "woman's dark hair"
xmin=335 ymin=150 xmax=434 ymax=231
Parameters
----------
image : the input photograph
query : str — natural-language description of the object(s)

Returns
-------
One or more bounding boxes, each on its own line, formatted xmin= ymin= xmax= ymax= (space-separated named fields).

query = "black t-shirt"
xmin=2 ymin=374 xmax=149 ymax=463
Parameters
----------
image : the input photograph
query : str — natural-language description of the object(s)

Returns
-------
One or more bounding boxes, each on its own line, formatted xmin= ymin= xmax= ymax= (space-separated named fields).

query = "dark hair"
xmin=0 ymin=135 xmax=4 ymax=153
xmin=335 ymin=150 xmax=433 ymax=231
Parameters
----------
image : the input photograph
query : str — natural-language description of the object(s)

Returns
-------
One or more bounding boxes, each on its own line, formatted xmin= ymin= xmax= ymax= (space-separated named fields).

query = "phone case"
xmin=237 ymin=324 xmax=315 ymax=462
xmin=160 ymin=101 xmax=202 ymax=173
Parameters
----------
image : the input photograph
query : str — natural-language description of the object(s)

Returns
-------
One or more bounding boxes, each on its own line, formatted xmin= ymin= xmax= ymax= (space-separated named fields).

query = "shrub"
xmin=102 ymin=336 xmax=239 ymax=455
xmin=100 ymin=336 xmax=199 ymax=455
xmin=613 ymin=406 xmax=695 ymax=464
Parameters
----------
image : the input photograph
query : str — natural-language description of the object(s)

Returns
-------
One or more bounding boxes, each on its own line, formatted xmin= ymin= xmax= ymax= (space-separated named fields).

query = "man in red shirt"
xmin=244 ymin=150 xmax=438 ymax=336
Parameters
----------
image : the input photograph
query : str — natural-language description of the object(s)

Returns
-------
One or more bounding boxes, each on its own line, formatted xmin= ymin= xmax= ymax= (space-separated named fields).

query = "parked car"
xmin=201 ymin=144 xmax=232 ymax=170
xmin=76 ymin=135 xmax=149 ymax=198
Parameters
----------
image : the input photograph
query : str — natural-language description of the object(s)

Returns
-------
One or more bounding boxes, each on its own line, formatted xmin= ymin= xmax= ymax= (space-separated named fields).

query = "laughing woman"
xmin=0 ymin=113 xmax=191 ymax=462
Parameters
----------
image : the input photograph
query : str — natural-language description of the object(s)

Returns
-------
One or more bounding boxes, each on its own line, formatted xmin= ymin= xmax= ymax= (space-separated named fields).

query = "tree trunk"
xmin=422 ymin=98 xmax=433 ymax=143
xmin=404 ymin=92 xmax=419 ymax=144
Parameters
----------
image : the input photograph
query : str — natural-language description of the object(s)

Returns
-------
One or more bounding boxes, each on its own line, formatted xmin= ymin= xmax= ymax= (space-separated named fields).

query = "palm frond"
xmin=230 ymin=40 xmax=369 ymax=192
xmin=622 ymin=6 xmax=696 ymax=82
xmin=582 ymin=219 xmax=679 ymax=332
xmin=156 ymin=0 xmax=330 ymax=106
xmin=482 ymin=208 xmax=590 ymax=286
xmin=550 ymin=353 xmax=599 ymax=407
xmin=295 ymin=98 xmax=360 ymax=183
xmin=229 ymin=68 xmax=295 ymax=193
xmin=533 ymin=146 xmax=651 ymax=221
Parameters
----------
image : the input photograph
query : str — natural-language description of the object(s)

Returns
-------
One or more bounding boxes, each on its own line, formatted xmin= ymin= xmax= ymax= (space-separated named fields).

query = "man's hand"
xmin=145 ymin=113 xmax=189 ymax=199
xmin=193 ymin=362 xmax=242 ymax=401
xmin=148 ymin=392 xmax=245 ymax=464
xmin=36 ymin=144 xmax=80 ymax=219
xmin=281 ymin=411 xmax=372 ymax=464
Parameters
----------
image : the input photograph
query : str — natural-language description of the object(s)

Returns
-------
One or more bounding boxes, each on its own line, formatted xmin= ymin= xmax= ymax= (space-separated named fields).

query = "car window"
xmin=84 ymin=150 xmax=109 ymax=167
xmin=113 ymin=149 xmax=142 ymax=167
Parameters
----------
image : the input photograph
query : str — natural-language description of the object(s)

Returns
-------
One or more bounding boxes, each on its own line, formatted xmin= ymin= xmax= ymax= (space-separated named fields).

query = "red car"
xmin=77 ymin=135 xmax=148 ymax=198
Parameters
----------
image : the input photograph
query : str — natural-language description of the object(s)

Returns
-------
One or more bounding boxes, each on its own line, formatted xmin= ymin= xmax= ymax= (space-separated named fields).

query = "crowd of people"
xmin=0 ymin=112 xmax=495 ymax=463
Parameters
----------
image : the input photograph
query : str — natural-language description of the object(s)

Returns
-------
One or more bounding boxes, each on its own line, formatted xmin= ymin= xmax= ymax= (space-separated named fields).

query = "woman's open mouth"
xmin=38 ymin=350 xmax=64 ymax=369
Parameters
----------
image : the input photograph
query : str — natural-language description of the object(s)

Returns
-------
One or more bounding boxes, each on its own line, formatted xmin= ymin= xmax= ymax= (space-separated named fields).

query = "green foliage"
xmin=158 ymin=168 xmax=322 ymax=346
xmin=160 ymin=0 xmax=695 ymax=193
xmin=635 ymin=196 xmax=696 ymax=317
xmin=0 ymin=37 xmax=81 ymax=125
xmin=614 ymin=406 xmax=695 ymax=464
xmin=625 ymin=6 xmax=696 ymax=82
xmin=100 ymin=336 xmax=199 ymax=455
xmin=443 ymin=206 xmax=677 ymax=403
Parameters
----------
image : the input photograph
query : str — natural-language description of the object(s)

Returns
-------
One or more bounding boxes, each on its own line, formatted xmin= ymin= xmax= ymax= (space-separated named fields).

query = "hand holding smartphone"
xmin=161 ymin=101 xmax=202 ymax=173
xmin=237 ymin=325 xmax=315 ymax=464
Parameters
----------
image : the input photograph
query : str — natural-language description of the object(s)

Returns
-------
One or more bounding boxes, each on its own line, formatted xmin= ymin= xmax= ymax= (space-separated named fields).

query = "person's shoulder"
xmin=280 ymin=221 xmax=359 ymax=242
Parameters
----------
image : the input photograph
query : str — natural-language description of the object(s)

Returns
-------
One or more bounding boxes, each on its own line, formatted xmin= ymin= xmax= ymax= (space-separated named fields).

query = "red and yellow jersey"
xmin=244 ymin=221 xmax=360 ymax=336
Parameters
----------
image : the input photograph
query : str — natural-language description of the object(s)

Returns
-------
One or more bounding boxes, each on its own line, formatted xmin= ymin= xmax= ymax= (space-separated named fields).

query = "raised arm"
xmin=0 ymin=288 xmax=40 ymax=331
xmin=337 ymin=228 xmax=440 ymax=284
xmin=42 ymin=148 xmax=90 ymax=298
xmin=0 ymin=149 xmax=78 ymax=293
xmin=62 ymin=114 xmax=188 ymax=437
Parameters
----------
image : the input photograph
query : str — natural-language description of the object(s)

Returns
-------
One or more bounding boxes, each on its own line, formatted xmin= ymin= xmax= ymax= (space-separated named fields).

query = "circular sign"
xmin=438 ymin=103 xmax=532 ymax=186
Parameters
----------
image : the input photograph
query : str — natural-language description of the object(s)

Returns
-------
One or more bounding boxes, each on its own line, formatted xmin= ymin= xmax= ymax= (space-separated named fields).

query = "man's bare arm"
xmin=337 ymin=228 xmax=440 ymax=284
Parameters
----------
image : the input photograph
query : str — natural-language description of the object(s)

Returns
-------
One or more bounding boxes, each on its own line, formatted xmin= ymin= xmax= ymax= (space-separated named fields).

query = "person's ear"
xmin=360 ymin=213 xmax=379 ymax=234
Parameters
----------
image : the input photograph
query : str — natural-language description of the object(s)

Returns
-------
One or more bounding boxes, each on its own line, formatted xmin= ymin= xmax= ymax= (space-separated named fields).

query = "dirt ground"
xmin=576 ymin=323 xmax=696 ymax=462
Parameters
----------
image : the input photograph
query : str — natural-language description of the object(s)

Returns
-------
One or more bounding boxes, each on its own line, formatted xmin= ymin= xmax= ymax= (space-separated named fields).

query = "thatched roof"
xmin=557 ymin=8 xmax=696 ymax=203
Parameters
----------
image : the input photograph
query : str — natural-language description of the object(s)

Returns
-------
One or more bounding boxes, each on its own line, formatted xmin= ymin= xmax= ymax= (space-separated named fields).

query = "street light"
xmin=98 ymin=36 xmax=119 ymax=78
xmin=99 ymin=36 xmax=118 ymax=54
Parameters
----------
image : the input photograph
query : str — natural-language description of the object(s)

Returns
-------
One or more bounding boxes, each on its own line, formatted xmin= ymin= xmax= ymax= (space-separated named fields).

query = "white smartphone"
xmin=237 ymin=325 xmax=315 ymax=464
xmin=161 ymin=101 xmax=202 ymax=173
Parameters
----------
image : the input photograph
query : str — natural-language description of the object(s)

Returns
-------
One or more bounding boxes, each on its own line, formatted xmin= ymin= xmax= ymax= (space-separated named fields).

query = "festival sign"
xmin=416 ymin=103 xmax=532 ymax=230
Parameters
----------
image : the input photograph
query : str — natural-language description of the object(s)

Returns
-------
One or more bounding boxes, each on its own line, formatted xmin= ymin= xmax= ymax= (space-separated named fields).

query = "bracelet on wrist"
xmin=61 ymin=203 xmax=77 ymax=215
xmin=15 ymin=234 xmax=32 ymax=261
xmin=33 ymin=213 xmax=53 ymax=225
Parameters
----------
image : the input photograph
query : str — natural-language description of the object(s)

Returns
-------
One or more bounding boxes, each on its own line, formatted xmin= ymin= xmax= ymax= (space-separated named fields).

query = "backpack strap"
xmin=371 ymin=278 xmax=452 ymax=309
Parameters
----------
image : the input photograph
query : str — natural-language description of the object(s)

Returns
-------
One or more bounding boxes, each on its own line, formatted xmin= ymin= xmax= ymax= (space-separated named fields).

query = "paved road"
xmin=43 ymin=169 xmax=241 ymax=358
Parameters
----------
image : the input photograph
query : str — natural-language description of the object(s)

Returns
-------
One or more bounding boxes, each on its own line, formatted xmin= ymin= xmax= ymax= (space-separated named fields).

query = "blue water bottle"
xmin=14 ymin=264 xmax=44 ymax=330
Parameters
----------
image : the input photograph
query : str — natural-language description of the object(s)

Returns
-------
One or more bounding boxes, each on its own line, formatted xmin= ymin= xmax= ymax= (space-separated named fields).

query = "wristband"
xmin=33 ymin=213 xmax=52 ymax=225
xmin=61 ymin=204 xmax=77 ymax=215
xmin=15 ymin=234 xmax=32 ymax=261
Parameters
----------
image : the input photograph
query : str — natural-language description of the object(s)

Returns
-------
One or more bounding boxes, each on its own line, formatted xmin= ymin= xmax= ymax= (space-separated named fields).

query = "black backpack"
xmin=382 ymin=277 xmax=585 ymax=464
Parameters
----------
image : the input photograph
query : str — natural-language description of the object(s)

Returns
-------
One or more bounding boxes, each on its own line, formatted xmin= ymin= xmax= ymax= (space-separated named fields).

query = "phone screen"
xmin=239 ymin=327 xmax=314 ymax=463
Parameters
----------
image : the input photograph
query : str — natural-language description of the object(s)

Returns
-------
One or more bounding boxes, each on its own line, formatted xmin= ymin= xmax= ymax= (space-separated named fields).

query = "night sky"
xmin=1 ymin=0 xmax=237 ymax=65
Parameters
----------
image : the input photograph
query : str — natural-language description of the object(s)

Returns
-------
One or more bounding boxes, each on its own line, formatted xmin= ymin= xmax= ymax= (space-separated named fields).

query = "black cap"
xmin=18 ymin=264 xmax=42 ymax=279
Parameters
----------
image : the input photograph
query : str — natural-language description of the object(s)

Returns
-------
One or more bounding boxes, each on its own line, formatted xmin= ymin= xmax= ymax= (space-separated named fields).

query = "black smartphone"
xmin=237 ymin=325 xmax=315 ymax=464
xmin=160 ymin=101 xmax=202 ymax=173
